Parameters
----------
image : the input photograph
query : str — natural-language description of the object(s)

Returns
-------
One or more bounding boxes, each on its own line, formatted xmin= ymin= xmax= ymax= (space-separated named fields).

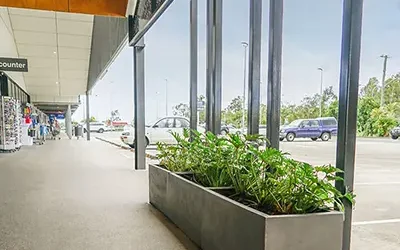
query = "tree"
xmin=384 ymin=74 xmax=400 ymax=105
xmin=110 ymin=110 xmax=121 ymax=121
xmin=223 ymin=96 xmax=245 ymax=127
xmin=198 ymin=95 xmax=206 ymax=124
xmin=173 ymin=103 xmax=190 ymax=118
xmin=81 ymin=116 xmax=97 ymax=123
xmin=260 ymin=104 xmax=267 ymax=125
xmin=357 ymin=97 xmax=380 ymax=135
xmin=326 ymin=99 xmax=339 ymax=119
xmin=360 ymin=77 xmax=380 ymax=102
xmin=226 ymin=96 xmax=243 ymax=113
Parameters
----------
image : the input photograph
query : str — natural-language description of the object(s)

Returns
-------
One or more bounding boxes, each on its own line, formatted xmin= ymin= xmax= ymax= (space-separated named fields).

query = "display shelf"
xmin=0 ymin=96 xmax=17 ymax=152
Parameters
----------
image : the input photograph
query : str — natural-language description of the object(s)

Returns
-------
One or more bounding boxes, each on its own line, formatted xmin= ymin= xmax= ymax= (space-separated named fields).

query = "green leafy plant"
xmin=156 ymin=130 xmax=355 ymax=215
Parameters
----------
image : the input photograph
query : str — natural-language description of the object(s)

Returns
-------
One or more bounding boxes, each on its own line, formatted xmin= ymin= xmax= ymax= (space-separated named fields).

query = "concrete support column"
xmin=133 ymin=38 xmax=146 ymax=170
xmin=65 ymin=104 xmax=72 ymax=139
xmin=86 ymin=91 xmax=91 ymax=141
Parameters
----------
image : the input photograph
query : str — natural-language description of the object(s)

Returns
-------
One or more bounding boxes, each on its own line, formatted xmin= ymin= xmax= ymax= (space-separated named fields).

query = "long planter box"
xmin=149 ymin=164 xmax=344 ymax=250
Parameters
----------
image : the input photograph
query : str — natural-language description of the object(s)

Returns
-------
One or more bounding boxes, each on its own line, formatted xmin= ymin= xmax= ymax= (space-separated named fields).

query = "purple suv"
xmin=279 ymin=117 xmax=338 ymax=142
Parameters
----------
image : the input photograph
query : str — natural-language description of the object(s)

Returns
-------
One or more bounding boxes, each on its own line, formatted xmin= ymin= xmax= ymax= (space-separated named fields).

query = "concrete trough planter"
xmin=148 ymin=164 xmax=344 ymax=250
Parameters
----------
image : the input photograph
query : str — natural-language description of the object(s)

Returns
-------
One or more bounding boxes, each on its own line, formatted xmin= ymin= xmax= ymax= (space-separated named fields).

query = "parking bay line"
xmin=353 ymin=219 xmax=400 ymax=226
xmin=355 ymin=182 xmax=400 ymax=186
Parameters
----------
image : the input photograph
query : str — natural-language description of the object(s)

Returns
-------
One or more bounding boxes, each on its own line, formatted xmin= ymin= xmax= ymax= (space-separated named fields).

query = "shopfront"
xmin=0 ymin=71 xmax=48 ymax=152
xmin=0 ymin=72 xmax=30 ymax=104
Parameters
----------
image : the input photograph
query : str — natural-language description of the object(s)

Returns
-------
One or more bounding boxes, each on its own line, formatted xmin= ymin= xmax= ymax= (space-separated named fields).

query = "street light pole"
xmin=165 ymin=78 xmax=168 ymax=116
xmin=318 ymin=67 xmax=324 ymax=117
xmin=156 ymin=91 xmax=160 ymax=118
xmin=241 ymin=41 xmax=249 ymax=133
xmin=380 ymin=54 xmax=389 ymax=107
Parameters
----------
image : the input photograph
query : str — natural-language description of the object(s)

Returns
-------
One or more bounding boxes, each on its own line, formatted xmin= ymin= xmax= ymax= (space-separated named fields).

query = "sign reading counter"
xmin=0 ymin=58 xmax=28 ymax=72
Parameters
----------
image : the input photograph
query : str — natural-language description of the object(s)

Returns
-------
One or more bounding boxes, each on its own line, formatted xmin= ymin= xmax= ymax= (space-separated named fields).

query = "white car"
xmin=120 ymin=116 xmax=204 ymax=147
xmin=84 ymin=122 xmax=110 ymax=133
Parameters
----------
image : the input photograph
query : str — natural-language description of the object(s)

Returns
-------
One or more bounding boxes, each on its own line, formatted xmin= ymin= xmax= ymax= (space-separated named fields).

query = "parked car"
xmin=390 ymin=126 xmax=400 ymax=140
xmin=121 ymin=116 xmax=205 ymax=148
xmin=279 ymin=117 xmax=338 ymax=142
xmin=221 ymin=124 xmax=242 ymax=135
xmin=84 ymin=122 xmax=110 ymax=133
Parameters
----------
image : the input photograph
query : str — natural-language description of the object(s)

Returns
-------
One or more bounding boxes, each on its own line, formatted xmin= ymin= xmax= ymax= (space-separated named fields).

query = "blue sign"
xmin=49 ymin=114 xmax=65 ymax=120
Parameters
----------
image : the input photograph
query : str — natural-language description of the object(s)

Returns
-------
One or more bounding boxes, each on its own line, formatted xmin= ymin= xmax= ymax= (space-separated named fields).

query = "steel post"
xmin=205 ymin=0 xmax=222 ymax=134
xmin=247 ymin=0 xmax=262 ymax=135
xmin=190 ymin=0 xmax=198 ymax=135
xmin=86 ymin=91 xmax=91 ymax=141
xmin=266 ymin=0 xmax=283 ymax=149
xmin=335 ymin=1 xmax=364 ymax=250
xmin=133 ymin=38 xmax=146 ymax=170
xmin=66 ymin=104 xmax=72 ymax=139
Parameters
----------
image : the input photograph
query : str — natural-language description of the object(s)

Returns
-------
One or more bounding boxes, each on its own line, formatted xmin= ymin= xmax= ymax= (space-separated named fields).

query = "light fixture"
xmin=55 ymin=81 xmax=59 ymax=84
xmin=53 ymin=51 xmax=57 ymax=54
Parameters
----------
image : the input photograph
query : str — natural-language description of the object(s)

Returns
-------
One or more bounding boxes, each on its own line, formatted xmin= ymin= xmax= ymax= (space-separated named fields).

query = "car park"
xmin=120 ymin=116 xmax=205 ymax=148
xmin=279 ymin=117 xmax=337 ymax=142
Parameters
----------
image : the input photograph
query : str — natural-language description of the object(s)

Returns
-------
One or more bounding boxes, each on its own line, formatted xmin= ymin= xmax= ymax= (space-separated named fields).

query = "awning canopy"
xmin=0 ymin=0 xmax=137 ymax=17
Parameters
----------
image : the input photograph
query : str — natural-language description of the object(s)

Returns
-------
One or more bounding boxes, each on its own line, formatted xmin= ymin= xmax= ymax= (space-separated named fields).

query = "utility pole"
xmin=380 ymin=54 xmax=389 ymax=107
xmin=318 ymin=67 xmax=324 ymax=117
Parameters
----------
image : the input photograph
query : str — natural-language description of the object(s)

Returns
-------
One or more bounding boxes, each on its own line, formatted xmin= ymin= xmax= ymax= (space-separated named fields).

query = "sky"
xmin=73 ymin=0 xmax=400 ymax=123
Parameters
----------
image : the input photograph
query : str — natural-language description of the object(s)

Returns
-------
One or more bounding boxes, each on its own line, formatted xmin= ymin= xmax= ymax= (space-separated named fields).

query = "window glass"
xmin=309 ymin=120 xmax=319 ymax=127
xmin=321 ymin=119 xmax=337 ymax=126
xmin=7 ymin=80 xmax=11 ymax=96
xmin=175 ymin=118 xmax=189 ymax=128
xmin=156 ymin=118 xmax=174 ymax=128
xmin=300 ymin=120 xmax=309 ymax=127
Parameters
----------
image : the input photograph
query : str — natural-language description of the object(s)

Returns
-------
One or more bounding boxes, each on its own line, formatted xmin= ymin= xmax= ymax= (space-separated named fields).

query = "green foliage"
xmin=157 ymin=131 xmax=354 ymax=215
xmin=366 ymin=108 xmax=398 ymax=137
xmin=172 ymin=103 xmax=190 ymax=118
xmin=281 ymin=86 xmax=338 ymax=124
xmin=81 ymin=116 xmax=97 ymax=123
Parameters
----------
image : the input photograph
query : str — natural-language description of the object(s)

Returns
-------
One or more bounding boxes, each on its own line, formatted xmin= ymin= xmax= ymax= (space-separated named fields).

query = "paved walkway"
xmin=0 ymin=138 xmax=196 ymax=250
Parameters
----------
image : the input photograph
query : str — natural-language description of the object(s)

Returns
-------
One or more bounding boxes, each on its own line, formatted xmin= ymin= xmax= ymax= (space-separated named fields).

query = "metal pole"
xmin=247 ymin=0 xmax=262 ymax=136
xmin=214 ymin=0 xmax=223 ymax=135
xmin=190 ymin=0 xmax=198 ymax=134
xmin=241 ymin=42 xmax=248 ymax=133
xmin=266 ymin=0 xmax=283 ymax=149
xmin=205 ymin=0 xmax=223 ymax=134
xmin=318 ymin=67 xmax=324 ymax=117
xmin=156 ymin=91 xmax=160 ymax=119
xmin=165 ymin=79 xmax=168 ymax=116
xmin=86 ymin=91 xmax=91 ymax=141
xmin=66 ymin=104 xmax=72 ymax=139
xmin=133 ymin=37 xmax=146 ymax=170
xmin=335 ymin=1 xmax=363 ymax=250
xmin=380 ymin=54 xmax=388 ymax=107
xmin=206 ymin=0 xmax=213 ymax=132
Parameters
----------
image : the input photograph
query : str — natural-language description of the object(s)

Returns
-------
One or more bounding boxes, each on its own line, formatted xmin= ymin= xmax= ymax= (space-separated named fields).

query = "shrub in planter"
xmin=153 ymin=130 xmax=354 ymax=250
xmin=157 ymin=130 xmax=354 ymax=214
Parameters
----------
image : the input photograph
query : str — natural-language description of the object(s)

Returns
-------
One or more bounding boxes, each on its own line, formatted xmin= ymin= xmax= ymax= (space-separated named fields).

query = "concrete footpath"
xmin=0 ymin=138 xmax=196 ymax=250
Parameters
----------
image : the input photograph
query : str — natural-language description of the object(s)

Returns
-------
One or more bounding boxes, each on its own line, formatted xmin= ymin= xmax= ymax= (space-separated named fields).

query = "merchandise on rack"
xmin=15 ymin=100 xmax=22 ymax=149
xmin=0 ymin=96 xmax=17 ymax=151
